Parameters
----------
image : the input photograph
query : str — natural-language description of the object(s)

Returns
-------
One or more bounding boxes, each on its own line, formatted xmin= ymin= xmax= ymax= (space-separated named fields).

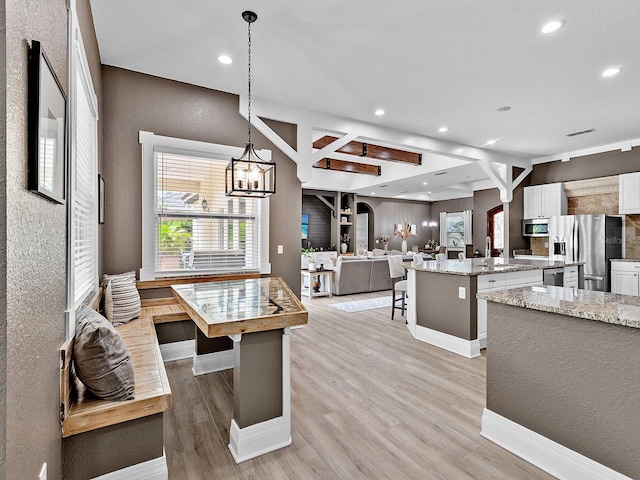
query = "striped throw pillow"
xmin=103 ymin=271 xmax=141 ymax=324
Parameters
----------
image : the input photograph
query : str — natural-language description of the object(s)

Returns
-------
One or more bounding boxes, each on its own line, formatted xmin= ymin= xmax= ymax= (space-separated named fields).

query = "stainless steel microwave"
xmin=522 ymin=218 xmax=549 ymax=237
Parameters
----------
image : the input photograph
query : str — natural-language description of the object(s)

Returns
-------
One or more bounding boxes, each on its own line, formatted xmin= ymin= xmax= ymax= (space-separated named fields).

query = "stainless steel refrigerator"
xmin=549 ymin=214 xmax=623 ymax=292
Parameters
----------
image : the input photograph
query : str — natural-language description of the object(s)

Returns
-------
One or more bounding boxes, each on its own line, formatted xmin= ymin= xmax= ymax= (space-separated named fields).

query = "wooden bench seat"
xmin=62 ymin=314 xmax=172 ymax=437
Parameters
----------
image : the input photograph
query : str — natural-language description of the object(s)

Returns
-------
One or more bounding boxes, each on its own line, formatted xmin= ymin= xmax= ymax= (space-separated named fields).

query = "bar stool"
xmin=387 ymin=255 xmax=407 ymax=320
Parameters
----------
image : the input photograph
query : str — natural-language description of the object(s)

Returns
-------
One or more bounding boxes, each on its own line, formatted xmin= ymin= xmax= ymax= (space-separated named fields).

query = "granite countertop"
xmin=610 ymin=259 xmax=640 ymax=263
xmin=477 ymin=285 xmax=640 ymax=329
xmin=406 ymin=257 xmax=584 ymax=276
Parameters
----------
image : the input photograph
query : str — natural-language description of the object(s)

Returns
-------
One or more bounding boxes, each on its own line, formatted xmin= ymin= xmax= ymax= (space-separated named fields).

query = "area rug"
xmin=329 ymin=296 xmax=393 ymax=313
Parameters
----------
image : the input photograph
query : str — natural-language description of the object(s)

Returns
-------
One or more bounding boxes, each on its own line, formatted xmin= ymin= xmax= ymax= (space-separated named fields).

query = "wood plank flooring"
xmin=164 ymin=290 xmax=553 ymax=479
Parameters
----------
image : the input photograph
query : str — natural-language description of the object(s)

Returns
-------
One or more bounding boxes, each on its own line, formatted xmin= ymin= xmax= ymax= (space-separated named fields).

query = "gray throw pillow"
xmin=73 ymin=305 xmax=135 ymax=401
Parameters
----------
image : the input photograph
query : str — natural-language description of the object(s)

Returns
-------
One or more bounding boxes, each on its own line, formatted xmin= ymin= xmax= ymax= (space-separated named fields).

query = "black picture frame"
xmin=98 ymin=174 xmax=105 ymax=224
xmin=28 ymin=40 xmax=67 ymax=204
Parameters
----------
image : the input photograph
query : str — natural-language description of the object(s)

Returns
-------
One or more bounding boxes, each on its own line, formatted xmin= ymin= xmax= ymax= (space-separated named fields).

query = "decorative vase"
xmin=401 ymin=240 xmax=408 ymax=254
xmin=308 ymin=262 xmax=317 ymax=272
xmin=312 ymin=280 xmax=321 ymax=292
xmin=383 ymin=243 xmax=388 ymax=252
xmin=340 ymin=242 xmax=348 ymax=254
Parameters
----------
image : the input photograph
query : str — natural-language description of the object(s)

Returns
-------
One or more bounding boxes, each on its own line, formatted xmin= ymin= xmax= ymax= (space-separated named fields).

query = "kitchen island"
xmin=406 ymin=257 xmax=583 ymax=358
xmin=478 ymin=285 xmax=639 ymax=480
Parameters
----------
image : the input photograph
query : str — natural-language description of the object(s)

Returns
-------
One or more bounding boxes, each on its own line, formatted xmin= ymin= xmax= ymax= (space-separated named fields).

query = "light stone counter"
xmin=477 ymin=284 xmax=640 ymax=329
xmin=610 ymin=258 xmax=640 ymax=262
xmin=407 ymin=257 xmax=583 ymax=276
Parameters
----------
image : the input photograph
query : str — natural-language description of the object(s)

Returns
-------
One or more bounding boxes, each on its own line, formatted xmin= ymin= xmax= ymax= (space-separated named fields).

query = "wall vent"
xmin=434 ymin=172 xmax=447 ymax=176
xmin=566 ymin=128 xmax=596 ymax=137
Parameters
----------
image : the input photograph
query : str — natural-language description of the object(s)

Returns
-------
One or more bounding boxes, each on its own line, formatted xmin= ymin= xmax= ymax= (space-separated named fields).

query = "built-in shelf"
xmin=340 ymin=210 xmax=352 ymax=215
xmin=340 ymin=222 xmax=352 ymax=226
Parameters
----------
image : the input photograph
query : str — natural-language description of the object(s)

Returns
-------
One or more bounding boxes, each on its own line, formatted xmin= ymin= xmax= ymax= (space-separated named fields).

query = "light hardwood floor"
xmin=164 ymin=290 xmax=553 ymax=479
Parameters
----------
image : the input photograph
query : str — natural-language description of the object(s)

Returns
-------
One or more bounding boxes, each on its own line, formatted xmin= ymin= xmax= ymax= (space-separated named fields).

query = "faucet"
xmin=485 ymin=236 xmax=491 ymax=258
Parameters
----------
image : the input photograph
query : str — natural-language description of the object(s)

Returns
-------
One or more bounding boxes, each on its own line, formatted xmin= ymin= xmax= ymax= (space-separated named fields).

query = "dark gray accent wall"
xmin=531 ymin=146 xmax=640 ymax=185
xmin=302 ymin=194 xmax=333 ymax=249
xmin=101 ymin=67 xmax=301 ymax=295
xmin=487 ymin=303 xmax=640 ymax=479
xmin=356 ymin=196 xmax=431 ymax=251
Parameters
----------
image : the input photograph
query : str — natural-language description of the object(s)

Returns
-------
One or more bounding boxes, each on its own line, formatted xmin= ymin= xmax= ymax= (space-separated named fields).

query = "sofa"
xmin=332 ymin=254 xmax=412 ymax=296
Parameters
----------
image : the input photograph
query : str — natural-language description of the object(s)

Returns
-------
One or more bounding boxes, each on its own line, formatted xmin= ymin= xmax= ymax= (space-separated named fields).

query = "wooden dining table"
xmin=171 ymin=276 xmax=308 ymax=463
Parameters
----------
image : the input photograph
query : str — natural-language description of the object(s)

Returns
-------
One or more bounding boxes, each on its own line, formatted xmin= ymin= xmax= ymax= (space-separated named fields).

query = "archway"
xmin=356 ymin=202 xmax=374 ymax=252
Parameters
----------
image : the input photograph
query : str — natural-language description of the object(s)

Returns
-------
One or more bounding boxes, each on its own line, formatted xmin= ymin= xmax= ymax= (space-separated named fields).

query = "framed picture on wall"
xmin=27 ymin=40 xmax=67 ymax=204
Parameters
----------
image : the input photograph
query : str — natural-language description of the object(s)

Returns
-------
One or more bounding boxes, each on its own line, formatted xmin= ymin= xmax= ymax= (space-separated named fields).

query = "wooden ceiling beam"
xmin=312 ymin=135 xmax=422 ymax=165
xmin=313 ymin=158 xmax=381 ymax=176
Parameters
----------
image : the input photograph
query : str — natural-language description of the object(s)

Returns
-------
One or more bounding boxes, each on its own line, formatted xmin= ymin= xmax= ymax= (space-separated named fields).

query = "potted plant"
xmin=302 ymin=247 xmax=316 ymax=271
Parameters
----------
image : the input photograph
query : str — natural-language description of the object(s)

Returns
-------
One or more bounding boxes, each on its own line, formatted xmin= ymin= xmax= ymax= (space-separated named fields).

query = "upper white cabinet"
xmin=523 ymin=183 xmax=567 ymax=219
xmin=619 ymin=173 xmax=640 ymax=214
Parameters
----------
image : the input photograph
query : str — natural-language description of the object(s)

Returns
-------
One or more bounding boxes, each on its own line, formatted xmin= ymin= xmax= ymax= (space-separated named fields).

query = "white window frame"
xmin=65 ymin=4 xmax=99 ymax=339
xmin=139 ymin=131 xmax=271 ymax=281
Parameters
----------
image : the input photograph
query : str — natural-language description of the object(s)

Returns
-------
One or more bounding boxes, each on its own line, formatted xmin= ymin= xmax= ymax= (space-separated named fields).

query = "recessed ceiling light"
xmin=487 ymin=139 xmax=497 ymax=145
xmin=374 ymin=109 xmax=385 ymax=116
xmin=602 ymin=67 xmax=622 ymax=77
xmin=438 ymin=126 xmax=449 ymax=133
xmin=371 ymin=192 xmax=375 ymax=195
xmin=541 ymin=19 xmax=565 ymax=34
xmin=218 ymin=55 xmax=233 ymax=64
xmin=423 ymin=182 xmax=428 ymax=185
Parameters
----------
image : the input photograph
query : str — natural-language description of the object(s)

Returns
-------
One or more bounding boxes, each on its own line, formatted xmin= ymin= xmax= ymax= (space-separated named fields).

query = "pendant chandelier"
xmin=225 ymin=10 xmax=276 ymax=197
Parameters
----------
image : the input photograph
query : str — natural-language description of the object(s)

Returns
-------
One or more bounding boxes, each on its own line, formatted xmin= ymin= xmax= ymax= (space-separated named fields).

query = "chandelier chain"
xmin=247 ymin=19 xmax=252 ymax=144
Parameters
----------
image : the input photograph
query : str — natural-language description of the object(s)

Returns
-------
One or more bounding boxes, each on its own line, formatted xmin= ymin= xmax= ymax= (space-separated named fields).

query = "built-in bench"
xmin=61 ymin=272 xmax=259 ymax=479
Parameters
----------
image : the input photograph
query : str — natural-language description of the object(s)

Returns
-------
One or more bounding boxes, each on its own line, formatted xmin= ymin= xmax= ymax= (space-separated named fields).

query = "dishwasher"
xmin=543 ymin=267 xmax=564 ymax=286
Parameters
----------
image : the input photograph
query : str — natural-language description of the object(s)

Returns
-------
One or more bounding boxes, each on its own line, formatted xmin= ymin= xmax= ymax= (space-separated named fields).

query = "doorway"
xmin=487 ymin=205 xmax=504 ymax=257
xmin=356 ymin=203 xmax=374 ymax=253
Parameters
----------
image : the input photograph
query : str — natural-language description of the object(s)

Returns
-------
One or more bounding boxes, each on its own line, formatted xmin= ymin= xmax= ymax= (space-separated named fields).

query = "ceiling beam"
xmin=313 ymin=136 xmax=422 ymax=165
xmin=313 ymin=158 xmax=381 ymax=176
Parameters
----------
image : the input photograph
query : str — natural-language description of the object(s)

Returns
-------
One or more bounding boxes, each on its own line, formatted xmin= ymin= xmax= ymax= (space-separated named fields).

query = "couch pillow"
xmin=103 ymin=271 xmax=141 ymax=324
xmin=372 ymin=248 xmax=385 ymax=257
xmin=389 ymin=249 xmax=403 ymax=256
xmin=73 ymin=305 xmax=135 ymax=401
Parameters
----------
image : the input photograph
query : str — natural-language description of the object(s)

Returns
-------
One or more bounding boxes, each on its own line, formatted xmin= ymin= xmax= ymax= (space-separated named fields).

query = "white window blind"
xmin=73 ymin=66 xmax=98 ymax=304
xmin=155 ymin=151 xmax=260 ymax=274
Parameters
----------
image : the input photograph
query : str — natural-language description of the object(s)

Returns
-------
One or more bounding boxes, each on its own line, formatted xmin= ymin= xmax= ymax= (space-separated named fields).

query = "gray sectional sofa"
xmin=332 ymin=254 xmax=412 ymax=296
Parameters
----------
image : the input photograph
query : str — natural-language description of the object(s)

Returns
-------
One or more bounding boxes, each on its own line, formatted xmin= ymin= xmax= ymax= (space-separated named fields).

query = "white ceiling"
xmin=89 ymin=0 xmax=640 ymax=201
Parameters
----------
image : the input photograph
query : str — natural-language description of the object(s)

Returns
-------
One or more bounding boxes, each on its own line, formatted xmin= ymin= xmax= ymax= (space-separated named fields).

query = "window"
xmin=139 ymin=132 xmax=270 ymax=280
xmin=487 ymin=205 xmax=504 ymax=256
xmin=66 ymin=8 xmax=99 ymax=338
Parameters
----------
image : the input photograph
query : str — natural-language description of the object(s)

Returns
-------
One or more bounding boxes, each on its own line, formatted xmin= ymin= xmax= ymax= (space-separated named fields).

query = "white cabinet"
xmin=611 ymin=261 xmax=640 ymax=296
xmin=563 ymin=266 xmax=579 ymax=289
xmin=619 ymin=173 xmax=640 ymax=214
xmin=523 ymin=183 xmax=567 ymax=219
xmin=477 ymin=270 xmax=543 ymax=348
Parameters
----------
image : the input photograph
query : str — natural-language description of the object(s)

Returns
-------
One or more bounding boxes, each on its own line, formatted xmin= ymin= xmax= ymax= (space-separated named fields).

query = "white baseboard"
xmin=481 ymin=409 xmax=633 ymax=480
xmin=159 ymin=340 xmax=194 ymax=362
xmin=228 ymin=416 xmax=291 ymax=463
xmin=413 ymin=324 xmax=480 ymax=358
xmin=479 ymin=333 xmax=487 ymax=349
xmin=192 ymin=349 xmax=234 ymax=376
xmin=92 ymin=453 xmax=167 ymax=480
